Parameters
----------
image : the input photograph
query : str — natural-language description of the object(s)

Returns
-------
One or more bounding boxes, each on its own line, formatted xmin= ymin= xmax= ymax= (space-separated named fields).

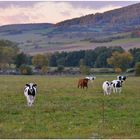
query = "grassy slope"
xmin=0 ymin=26 xmax=140 ymax=54
xmin=27 ymin=37 xmax=140 ymax=54
xmin=0 ymin=75 xmax=140 ymax=138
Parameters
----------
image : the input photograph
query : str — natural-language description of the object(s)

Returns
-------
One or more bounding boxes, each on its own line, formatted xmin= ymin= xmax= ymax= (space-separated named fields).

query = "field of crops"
xmin=0 ymin=75 xmax=140 ymax=138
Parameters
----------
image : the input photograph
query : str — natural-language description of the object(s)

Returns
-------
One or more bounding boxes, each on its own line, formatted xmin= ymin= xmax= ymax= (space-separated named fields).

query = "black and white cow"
xmin=111 ymin=80 xmax=122 ymax=94
xmin=117 ymin=75 xmax=127 ymax=82
xmin=24 ymin=83 xmax=37 ymax=107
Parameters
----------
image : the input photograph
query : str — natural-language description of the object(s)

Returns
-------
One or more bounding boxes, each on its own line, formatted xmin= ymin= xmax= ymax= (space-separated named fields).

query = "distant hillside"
xmin=0 ymin=23 xmax=53 ymax=35
xmin=0 ymin=3 xmax=140 ymax=54
xmin=56 ymin=3 xmax=140 ymax=33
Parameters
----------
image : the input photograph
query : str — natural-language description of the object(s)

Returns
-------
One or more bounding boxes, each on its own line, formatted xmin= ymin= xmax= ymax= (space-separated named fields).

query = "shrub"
xmin=115 ymin=68 xmax=122 ymax=74
xmin=41 ymin=65 xmax=48 ymax=75
xmin=57 ymin=65 xmax=64 ymax=73
xmin=135 ymin=62 xmax=140 ymax=76
xmin=19 ymin=64 xmax=32 ymax=75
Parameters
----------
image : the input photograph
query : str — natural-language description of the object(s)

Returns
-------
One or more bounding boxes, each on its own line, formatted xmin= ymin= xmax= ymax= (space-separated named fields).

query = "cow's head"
xmin=25 ymin=83 xmax=37 ymax=93
xmin=122 ymin=76 xmax=126 ymax=81
xmin=86 ymin=76 xmax=96 ymax=81
xmin=92 ymin=76 xmax=96 ymax=80
xmin=117 ymin=75 xmax=127 ymax=81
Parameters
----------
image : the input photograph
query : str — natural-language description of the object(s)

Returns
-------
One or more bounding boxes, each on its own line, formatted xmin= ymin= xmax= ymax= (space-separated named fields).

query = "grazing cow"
xmin=111 ymin=80 xmax=122 ymax=94
xmin=85 ymin=75 xmax=96 ymax=81
xmin=24 ymin=83 xmax=37 ymax=107
xmin=117 ymin=75 xmax=127 ymax=82
xmin=102 ymin=81 xmax=112 ymax=95
xmin=78 ymin=78 xmax=89 ymax=89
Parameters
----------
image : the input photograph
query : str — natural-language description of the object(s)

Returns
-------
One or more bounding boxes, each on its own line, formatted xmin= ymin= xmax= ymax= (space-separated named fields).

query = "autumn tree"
xmin=19 ymin=64 xmax=32 ymax=75
xmin=32 ymin=54 xmax=48 ymax=69
xmin=107 ymin=51 xmax=133 ymax=72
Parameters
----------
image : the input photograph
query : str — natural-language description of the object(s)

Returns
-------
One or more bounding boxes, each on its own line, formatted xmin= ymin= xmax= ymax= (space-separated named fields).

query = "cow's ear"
xmin=26 ymin=84 xmax=29 ymax=87
xmin=33 ymin=84 xmax=37 ymax=87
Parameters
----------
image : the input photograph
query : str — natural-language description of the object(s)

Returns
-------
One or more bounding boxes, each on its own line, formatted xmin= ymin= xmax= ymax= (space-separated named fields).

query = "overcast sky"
xmin=0 ymin=1 xmax=139 ymax=26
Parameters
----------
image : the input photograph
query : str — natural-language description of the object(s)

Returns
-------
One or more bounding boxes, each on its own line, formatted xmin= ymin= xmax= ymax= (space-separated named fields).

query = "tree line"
xmin=0 ymin=39 xmax=140 ymax=75
xmin=47 ymin=46 xmax=139 ymax=70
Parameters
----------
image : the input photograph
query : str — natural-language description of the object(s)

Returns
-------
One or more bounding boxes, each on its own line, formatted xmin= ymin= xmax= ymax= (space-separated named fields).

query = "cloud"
xmin=0 ymin=2 xmax=122 ymax=25
xmin=67 ymin=1 xmax=139 ymax=9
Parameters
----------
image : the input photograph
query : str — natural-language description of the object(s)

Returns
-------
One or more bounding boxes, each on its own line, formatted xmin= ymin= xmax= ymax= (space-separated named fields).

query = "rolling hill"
xmin=56 ymin=3 xmax=140 ymax=33
xmin=0 ymin=2 xmax=140 ymax=54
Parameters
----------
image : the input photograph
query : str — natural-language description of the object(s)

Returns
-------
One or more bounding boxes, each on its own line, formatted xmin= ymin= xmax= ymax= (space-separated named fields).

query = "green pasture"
xmin=0 ymin=75 xmax=140 ymax=138
xmin=111 ymin=37 xmax=140 ymax=44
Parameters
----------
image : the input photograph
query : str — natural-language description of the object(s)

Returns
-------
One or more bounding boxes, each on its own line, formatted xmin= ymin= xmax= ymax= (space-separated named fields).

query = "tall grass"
xmin=0 ymin=75 xmax=140 ymax=138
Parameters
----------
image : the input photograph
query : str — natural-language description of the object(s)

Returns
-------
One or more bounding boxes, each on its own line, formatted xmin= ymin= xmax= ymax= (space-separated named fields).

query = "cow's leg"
xmin=31 ymin=96 xmax=35 ymax=105
xmin=114 ymin=88 xmax=116 ymax=93
xmin=113 ymin=87 xmax=115 ymax=93
xmin=115 ymin=87 xmax=117 ymax=93
xmin=29 ymin=96 xmax=34 ymax=106
xmin=77 ymin=85 xmax=79 ymax=88
xmin=27 ymin=96 xmax=32 ymax=107
xmin=26 ymin=96 xmax=31 ymax=106
xmin=107 ymin=89 xmax=109 ymax=95
xmin=103 ymin=91 xmax=106 ymax=96
xmin=120 ymin=88 xmax=122 ymax=93
xmin=109 ymin=89 xmax=111 ymax=95
xmin=118 ymin=88 xmax=121 ymax=94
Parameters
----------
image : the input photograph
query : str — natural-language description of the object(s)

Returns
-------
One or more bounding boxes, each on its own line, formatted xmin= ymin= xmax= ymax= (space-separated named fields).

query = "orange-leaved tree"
xmin=107 ymin=51 xmax=133 ymax=72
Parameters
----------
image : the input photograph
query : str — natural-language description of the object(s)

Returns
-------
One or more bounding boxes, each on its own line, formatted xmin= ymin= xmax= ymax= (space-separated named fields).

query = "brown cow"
xmin=78 ymin=78 xmax=89 ymax=89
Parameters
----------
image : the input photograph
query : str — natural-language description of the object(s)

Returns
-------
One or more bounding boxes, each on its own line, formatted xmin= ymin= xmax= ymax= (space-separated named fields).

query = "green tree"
xmin=79 ymin=59 xmax=90 ymax=75
xmin=84 ymin=50 xmax=96 ymax=67
xmin=0 ymin=40 xmax=19 ymax=70
xmin=135 ymin=62 xmax=140 ymax=76
xmin=94 ymin=52 xmax=109 ymax=68
xmin=14 ymin=52 xmax=31 ymax=68
xmin=129 ymin=48 xmax=140 ymax=67
xmin=57 ymin=65 xmax=64 ymax=73
xmin=57 ymin=57 xmax=65 ymax=66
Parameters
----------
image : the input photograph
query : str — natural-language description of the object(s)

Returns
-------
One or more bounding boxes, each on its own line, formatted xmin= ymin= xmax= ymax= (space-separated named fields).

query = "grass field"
xmin=0 ymin=75 xmax=140 ymax=138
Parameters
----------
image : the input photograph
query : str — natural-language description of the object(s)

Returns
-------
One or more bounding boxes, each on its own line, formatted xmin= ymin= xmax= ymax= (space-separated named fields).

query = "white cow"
xmin=24 ymin=83 xmax=37 ymax=107
xmin=102 ymin=81 xmax=112 ymax=95
xmin=85 ymin=75 xmax=96 ymax=82
xmin=111 ymin=80 xmax=122 ymax=94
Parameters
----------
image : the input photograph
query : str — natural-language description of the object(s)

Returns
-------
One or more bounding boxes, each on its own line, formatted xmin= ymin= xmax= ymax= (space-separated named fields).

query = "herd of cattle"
xmin=24 ymin=75 xmax=126 ymax=107
xmin=78 ymin=75 xmax=126 ymax=95
xmin=102 ymin=75 xmax=126 ymax=95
